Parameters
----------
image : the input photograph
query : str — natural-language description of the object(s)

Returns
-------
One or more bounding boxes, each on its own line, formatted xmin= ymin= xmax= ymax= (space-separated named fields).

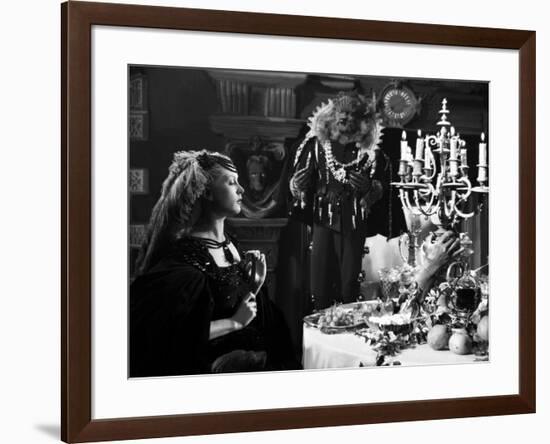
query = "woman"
xmin=130 ymin=150 xmax=300 ymax=377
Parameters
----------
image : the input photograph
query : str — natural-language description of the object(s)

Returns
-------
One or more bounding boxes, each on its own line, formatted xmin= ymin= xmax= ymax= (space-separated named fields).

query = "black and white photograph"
xmin=128 ymin=66 xmax=490 ymax=377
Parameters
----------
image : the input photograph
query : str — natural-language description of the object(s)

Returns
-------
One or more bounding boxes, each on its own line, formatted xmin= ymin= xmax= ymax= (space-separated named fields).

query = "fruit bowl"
xmin=367 ymin=313 xmax=416 ymax=335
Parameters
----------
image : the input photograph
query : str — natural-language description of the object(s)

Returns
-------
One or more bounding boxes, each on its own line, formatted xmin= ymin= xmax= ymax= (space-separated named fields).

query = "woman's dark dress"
xmin=129 ymin=237 xmax=300 ymax=377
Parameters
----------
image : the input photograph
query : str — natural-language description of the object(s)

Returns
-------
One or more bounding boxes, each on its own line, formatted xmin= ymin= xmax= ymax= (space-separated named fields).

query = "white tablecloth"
xmin=303 ymin=325 xmax=479 ymax=369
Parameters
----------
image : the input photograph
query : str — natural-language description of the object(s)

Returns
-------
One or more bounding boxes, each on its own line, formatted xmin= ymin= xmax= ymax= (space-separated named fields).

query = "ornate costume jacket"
xmin=289 ymin=137 xmax=395 ymax=238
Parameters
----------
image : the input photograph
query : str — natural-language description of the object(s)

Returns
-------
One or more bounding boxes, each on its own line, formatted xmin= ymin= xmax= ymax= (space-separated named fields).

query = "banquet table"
xmin=303 ymin=324 xmax=480 ymax=369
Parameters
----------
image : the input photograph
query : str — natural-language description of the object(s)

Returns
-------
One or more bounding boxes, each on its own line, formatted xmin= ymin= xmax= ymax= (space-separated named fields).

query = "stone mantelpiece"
xmin=209 ymin=115 xmax=304 ymax=144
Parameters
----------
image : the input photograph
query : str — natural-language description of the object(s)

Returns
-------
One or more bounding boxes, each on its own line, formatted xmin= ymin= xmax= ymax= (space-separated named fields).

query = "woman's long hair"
xmin=134 ymin=150 xmax=235 ymax=276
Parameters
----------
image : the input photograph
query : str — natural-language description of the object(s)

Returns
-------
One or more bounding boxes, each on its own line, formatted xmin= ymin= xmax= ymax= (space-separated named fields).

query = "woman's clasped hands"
xmin=231 ymin=292 xmax=257 ymax=329
xmin=230 ymin=250 xmax=267 ymax=329
xmin=244 ymin=250 xmax=267 ymax=295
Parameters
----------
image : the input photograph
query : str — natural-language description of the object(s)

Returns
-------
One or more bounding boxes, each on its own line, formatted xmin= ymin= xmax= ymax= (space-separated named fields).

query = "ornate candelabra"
xmin=393 ymin=98 xmax=489 ymax=271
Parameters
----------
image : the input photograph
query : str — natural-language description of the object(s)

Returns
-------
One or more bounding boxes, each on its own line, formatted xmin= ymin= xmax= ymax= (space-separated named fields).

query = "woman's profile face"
xmin=208 ymin=168 xmax=244 ymax=216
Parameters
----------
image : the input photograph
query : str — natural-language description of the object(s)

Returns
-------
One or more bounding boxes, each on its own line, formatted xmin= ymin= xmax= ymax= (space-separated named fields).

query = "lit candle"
xmin=424 ymin=142 xmax=432 ymax=169
xmin=460 ymin=147 xmax=468 ymax=167
xmin=449 ymin=127 xmax=458 ymax=160
xmin=415 ymin=130 xmax=424 ymax=160
xmin=400 ymin=130 xmax=408 ymax=160
xmin=406 ymin=146 xmax=413 ymax=180
xmin=478 ymin=132 xmax=487 ymax=166
xmin=449 ymin=160 xmax=459 ymax=177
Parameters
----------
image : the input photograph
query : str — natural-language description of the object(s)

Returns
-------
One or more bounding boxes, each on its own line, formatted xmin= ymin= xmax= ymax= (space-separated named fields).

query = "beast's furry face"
xmin=328 ymin=110 xmax=377 ymax=146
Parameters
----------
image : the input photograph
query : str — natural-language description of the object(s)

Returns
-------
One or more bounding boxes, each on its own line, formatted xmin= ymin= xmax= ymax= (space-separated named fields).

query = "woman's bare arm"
xmin=208 ymin=292 xmax=257 ymax=340
xmin=209 ymin=318 xmax=243 ymax=340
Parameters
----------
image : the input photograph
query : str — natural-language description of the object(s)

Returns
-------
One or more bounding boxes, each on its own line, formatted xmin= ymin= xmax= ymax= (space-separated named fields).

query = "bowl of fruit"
xmin=367 ymin=313 xmax=416 ymax=335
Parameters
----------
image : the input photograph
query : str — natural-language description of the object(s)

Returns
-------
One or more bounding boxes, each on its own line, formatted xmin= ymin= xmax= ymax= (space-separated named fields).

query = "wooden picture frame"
xmin=61 ymin=1 xmax=535 ymax=442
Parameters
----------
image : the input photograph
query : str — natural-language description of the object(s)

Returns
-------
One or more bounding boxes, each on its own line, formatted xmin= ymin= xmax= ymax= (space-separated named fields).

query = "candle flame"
xmin=401 ymin=130 xmax=407 ymax=140
xmin=481 ymin=132 xmax=485 ymax=142
xmin=417 ymin=129 xmax=421 ymax=137
xmin=450 ymin=126 xmax=456 ymax=136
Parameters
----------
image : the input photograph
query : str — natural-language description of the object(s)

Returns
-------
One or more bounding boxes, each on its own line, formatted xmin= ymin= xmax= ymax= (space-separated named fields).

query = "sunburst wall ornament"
xmin=379 ymin=81 xmax=421 ymax=128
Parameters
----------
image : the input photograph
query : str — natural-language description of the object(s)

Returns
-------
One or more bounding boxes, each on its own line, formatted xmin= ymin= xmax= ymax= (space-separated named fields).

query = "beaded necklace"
xmin=191 ymin=236 xmax=236 ymax=264
xmin=320 ymin=139 xmax=369 ymax=184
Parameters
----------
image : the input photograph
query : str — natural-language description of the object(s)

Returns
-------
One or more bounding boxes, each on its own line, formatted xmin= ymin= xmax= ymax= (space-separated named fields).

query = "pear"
xmin=449 ymin=329 xmax=473 ymax=355
xmin=477 ymin=315 xmax=489 ymax=341
xmin=427 ymin=324 xmax=450 ymax=350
